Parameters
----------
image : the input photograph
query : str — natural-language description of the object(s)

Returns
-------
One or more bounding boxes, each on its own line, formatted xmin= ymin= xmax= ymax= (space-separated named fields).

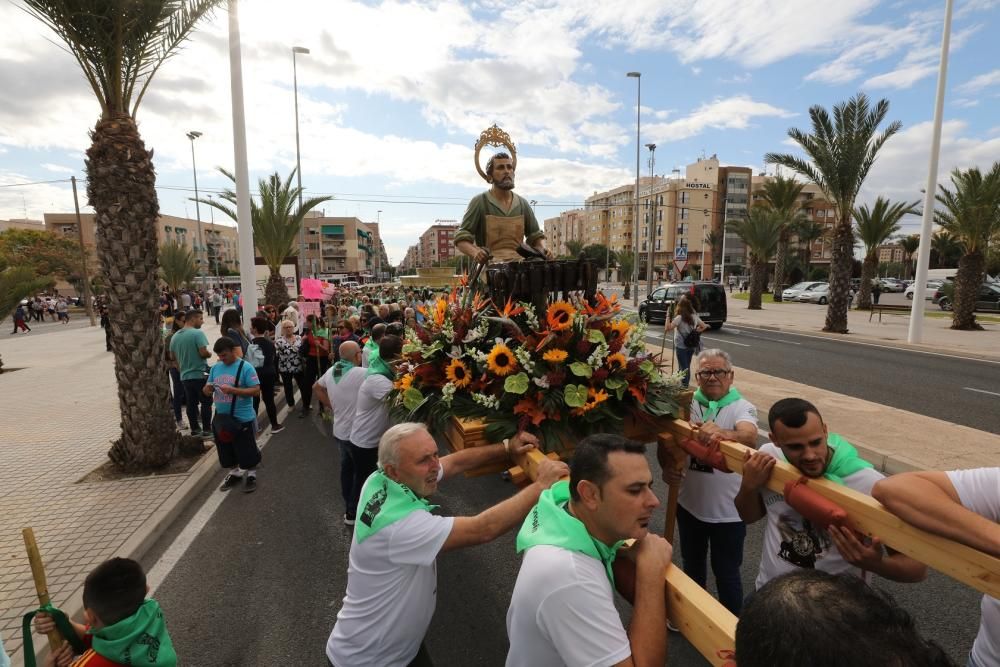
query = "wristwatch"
xmin=502 ymin=438 xmax=511 ymax=459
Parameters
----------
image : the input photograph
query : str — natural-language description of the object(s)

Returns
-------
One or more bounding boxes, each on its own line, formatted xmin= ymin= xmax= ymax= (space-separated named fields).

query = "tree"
xmin=756 ymin=175 xmax=806 ymax=301
xmin=579 ymin=244 xmax=611 ymax=270
xmin=934 ymin=163 xmax=1000 ymax=330
xmin=616 ymin=249 xmax=635 ymax=300
xmin=727 ymin=208 xmax=784 ymax=310
xmin=196 ymin=168 xmax=331 ymax=307
xmin=766 ymin=93 xmax=901 ymax=332
xmin=930 ymin=230 xmax=962 ymax=269
xmin=158 ymin=241 xmax=198 ymax=294
xmin=22 ymin=0 xmax=224 ymax=469
xmin=0 ymin=228 xmax=81 ymax=277
xmin=0 ymin=267 xmax=53 ymax=372
xmin=705 ymin=229 xmax=723 ymax=278
xmin=898 ymin=234 xmax=921 ymax=279
xmin=565 ymin=239 xmax=585 ymax=257
xmin=792 ymin=218 xmax=828 ymax=279
xmin=853 ymin=197 xmax=919 ymax=309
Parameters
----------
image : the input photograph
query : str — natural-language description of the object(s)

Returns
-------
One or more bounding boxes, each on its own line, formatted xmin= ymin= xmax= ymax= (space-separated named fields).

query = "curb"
xmin=13 ymin=405 xmax=293 ymax=667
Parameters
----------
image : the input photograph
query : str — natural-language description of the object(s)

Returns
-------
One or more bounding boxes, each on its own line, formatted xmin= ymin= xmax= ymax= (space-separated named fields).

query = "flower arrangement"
xmin=389 ymin=284 xmax=687 ymax=451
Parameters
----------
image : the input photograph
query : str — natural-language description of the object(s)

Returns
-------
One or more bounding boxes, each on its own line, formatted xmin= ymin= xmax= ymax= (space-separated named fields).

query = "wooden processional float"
xmin=446 ymin=415 xmax=1000 ymax=666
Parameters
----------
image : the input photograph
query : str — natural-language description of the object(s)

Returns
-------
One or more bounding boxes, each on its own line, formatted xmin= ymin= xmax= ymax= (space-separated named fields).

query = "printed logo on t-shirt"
xmin=213 ymin=372 xmax=237 ymax=404
xmin=688 ymin=458 xmax=714 ymax=474
xmin=776 ymin=514 xmax=831 ymax=569
xmin=360 ymin=480 xmax=388 ymax=527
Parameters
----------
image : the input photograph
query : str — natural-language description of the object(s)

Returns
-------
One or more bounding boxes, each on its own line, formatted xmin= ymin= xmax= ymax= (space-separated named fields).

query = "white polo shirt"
xmin=755 ymin=443 xmax=884 ymax=590
xmin=680 ymin=397 xmax=758 ymax=523
xmin=506 ymin=545 xmax=631 ymax=667
xmin=316 ymin=365 xmax=366 ymax=441
xmin=349 ymin=374 xmax=394 ymax=448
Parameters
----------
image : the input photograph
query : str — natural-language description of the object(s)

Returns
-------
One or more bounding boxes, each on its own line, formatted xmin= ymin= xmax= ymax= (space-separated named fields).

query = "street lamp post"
xmin=627 ymin=71 xmax=641 ymax=306
xmin=377 ymin=209 xmax=382 ymax=281
xmin=701 ymin=224 xmax=707 ymax=280
xmin=645 ymin=142 xmax=656 ymax=296
xmin=720 ymin=197 xmax=729 ymax=287
xmin=292 ymin=45 xmax=310 ymax=282
xmin=186 ymin=130 xmax=204 ymax=284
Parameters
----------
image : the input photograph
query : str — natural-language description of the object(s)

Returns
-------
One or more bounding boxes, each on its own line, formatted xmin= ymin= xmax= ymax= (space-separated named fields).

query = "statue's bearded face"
xmin=489 ymin=158 xmax=515 ymax=190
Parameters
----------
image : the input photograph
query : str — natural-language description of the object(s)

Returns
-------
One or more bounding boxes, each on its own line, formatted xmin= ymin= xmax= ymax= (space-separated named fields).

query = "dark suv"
xmin=935 ymin=280 xmax=1000 ymax=312
xmin=638 ymin=281 xmax=727 ymax=329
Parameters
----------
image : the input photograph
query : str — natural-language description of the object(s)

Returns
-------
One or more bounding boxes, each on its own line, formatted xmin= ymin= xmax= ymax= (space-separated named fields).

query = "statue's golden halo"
xmin=474 ymin=124 xmax=517 ymax=183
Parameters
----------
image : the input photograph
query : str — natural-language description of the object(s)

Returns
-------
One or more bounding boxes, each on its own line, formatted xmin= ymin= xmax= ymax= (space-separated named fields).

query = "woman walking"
xmin=250 ymin=317 xmax=283 ymax=434
xmin=276 ymin=319 xmax=311 ymax=416
xmin=665 ymin=295 xmax=708 ymax=387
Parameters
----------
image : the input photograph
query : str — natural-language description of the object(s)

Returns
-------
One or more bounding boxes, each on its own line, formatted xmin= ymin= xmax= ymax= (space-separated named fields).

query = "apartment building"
xmin=300 ymin=214 xmax=382 ymax=279
xmin=400 ymin=244 xmax=420 ymax=272
xmin=877 ymin=243 xmax=907 ymax=264
xmin=543 ymin=209 xmax=586 ymax=256
xmin=419 ymin=220 xmax=458 ymax=267
xmin=750 ymin=175 xmax=839 ymax=270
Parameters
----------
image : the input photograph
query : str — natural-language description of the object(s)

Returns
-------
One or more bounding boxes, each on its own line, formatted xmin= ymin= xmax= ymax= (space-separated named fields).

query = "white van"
xmin=926 ymin=268 xmax=957 ymax=281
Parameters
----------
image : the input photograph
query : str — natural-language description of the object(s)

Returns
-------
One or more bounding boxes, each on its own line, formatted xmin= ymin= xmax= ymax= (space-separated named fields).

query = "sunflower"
xmin=607 ymin=319 xmax=631 ymax=342
xmin=445 ymin=358 xmax=472 ymax=388
xmin=394 ymin=373 xmax=415 ymax=391
xmin=546 ymin=301 xmax=577 ymax=332
xmin=606 ymin=353 xmax=627 ymax=372
xmin=542 ymin=348 xmax=569 ymax=363
xmin=486 ymin=342 xmax=518 ymax=376
xmin=573 ymin=387 xmax=610 ymax=415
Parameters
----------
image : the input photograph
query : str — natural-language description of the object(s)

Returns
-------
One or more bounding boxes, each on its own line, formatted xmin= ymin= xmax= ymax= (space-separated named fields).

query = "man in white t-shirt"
xmin=665 ymin=348 xmax=758 ymax=615
xmin=326 ymin=422 xmax=567 ymax=667
xmin=314 ymin=340 xmax=367 ymax=526
xmin=281 ymin=301 xmax=299 ymax=332
xmin=506 ymin=434 xmax=674 ymax=667
xmin=873 ymin=467 xmax=1000 ymax=667
xmin=735 ymin=398 xmax=927 ymax=590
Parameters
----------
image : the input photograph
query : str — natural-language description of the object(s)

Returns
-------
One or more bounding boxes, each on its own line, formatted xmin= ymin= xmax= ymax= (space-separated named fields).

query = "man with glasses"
xmin=664 ymin=348 xmax=759 ymax=615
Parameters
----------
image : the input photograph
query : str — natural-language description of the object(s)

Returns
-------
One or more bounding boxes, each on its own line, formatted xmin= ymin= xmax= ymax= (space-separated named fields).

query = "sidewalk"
xmin=0 ymin=325 xmax=222 ymax=661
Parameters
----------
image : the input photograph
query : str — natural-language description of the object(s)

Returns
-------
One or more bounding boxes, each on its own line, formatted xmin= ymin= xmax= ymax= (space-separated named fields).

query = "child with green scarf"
xmin=29 ymin=558 xmax=175 ymax=667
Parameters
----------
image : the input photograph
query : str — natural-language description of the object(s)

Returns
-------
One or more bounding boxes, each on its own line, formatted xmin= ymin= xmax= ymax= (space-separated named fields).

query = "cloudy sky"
xmin=1 ymin=0 xmax=998 ymax=264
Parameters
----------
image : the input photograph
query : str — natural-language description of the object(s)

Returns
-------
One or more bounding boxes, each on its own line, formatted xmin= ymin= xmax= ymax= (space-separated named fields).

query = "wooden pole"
xmin=656 ymin=434 xmax=684 ymax=545
xmin=71 ymin=176 xmax=97 ymax=327
xmin=22 ymin=527 xmax=62 ymax=651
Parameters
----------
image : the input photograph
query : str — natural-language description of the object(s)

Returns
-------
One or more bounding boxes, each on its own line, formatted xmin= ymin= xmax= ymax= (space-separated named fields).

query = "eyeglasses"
xmin=696 ymin=369 xmax=732 ymax=379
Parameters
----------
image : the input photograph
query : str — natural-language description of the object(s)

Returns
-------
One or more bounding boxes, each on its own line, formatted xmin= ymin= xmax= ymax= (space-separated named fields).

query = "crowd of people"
xmin=11 ymin=280 xmax=997 ymax=667
xmin=10 ymin=295 xmax=74 ymax=333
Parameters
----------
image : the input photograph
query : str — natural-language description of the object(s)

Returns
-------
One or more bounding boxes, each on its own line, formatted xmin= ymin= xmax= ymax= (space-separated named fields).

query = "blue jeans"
xmin=168 ymin=367 xmax=185 ymax=422
xmin=676 ymin=347 xmax=696 ymax=387
xmin=181 ymin=378 xmax=214 ymax=433
xmin=335 ymin=437 xmax=357 ymax=519
xmin=677 ymin=504 xmax=746 ymax=615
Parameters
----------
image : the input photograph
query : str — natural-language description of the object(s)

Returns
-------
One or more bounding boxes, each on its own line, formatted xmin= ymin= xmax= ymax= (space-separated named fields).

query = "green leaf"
xmin=605 ymin=377 xmax=627 ymax=391
xmin=402 ymin=388 xmax=424 ymax=412
xmin=569 ymin=362 xmax=593 ymax=378
xmin=504 ymin=372 xmax=530 ymax=395
xmin=587 ymin=329 xmax=607 ymax=344
xmin=564 ymin=384 xmax=588 ymax=407
xmin=640 ymin=360 xmax=656 ymax=377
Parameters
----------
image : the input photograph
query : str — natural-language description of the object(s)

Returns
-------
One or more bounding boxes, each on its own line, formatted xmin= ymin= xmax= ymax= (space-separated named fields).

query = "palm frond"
xmin=158 ymin=240 xmax=197 ymax=292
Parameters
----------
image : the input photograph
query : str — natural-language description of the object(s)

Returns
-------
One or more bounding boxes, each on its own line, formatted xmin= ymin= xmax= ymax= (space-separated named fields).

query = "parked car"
xmin=879 ymin=278 xmax=906 ymax=292
xmin=904 ymin=280 xmax=942 ymax=300
xmin=782 ymin=281 xmax=825 ymax=301
xmin=935 ymin=281 xmax=1000 ymax=312
xmin=638 ymin=281 xmax=727 ymax=329
xmin=797 ymin=283 xmax=831 ymax=304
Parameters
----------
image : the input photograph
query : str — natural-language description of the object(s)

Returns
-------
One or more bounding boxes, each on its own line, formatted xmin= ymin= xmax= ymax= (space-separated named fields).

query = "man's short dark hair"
xmin=185 ymin=309 xmax=202 ymax=317
xmin=379 ymin=334 xmax=404 ymax=361
xmin=385 ymin=322 xmax=405 ymax=337
xmin=768 ymin=397 xmax=823 ymax=432
xmin=736 ymin=570 xmax=953 ymax=667
xmin=174 ymin=310 xmax=187 ymax=319
xmin=213 ymin=336 xmax=239 ymax=353
xmin=371 ymin=323 xmax=386 ymax=341
xmin=569 ymin=434 xmax=646 ymax=501
xmin=82 ymin=558 xmax=147 ymax=626
xmin=486 ymin=151 xmax=512 ymax=179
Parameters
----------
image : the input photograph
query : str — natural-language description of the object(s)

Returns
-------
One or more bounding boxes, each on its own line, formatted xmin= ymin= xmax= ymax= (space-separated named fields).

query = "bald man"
xmin=315 ymin=340 xmax=368 ymax=525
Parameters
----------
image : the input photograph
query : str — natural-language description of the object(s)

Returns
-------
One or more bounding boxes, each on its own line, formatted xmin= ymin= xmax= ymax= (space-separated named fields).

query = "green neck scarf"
xmin=355 ymin=469 xmax=438 ymax=543
xmin=693 ymin=387 xmax=743 ymax=422
xmin=91 ymin=599 xmax=176 ymax=667
xmin=331 ymin=359 xmax=355 ymax=385
xmin=823 ymin=433 xmax=873 ymax=485
xmin=516 ymin=480 xmax=624 ymax=585
xmin=367 ymin=354 xmax=395 ymax=381
xmin=364 ymin=338 xmax=378 ymax=351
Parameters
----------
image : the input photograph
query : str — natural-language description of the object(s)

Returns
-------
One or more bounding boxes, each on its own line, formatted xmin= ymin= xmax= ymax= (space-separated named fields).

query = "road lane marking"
xmin=964 ymin=387 xmax=1000 ymax=397
xmin=727 ymin=328 xmax=801 ymax=345
xmin=642 ymin=334 xmax=750 ymax=348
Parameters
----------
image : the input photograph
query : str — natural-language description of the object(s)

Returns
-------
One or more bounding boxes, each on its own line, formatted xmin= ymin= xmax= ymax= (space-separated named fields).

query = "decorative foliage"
xmin=389 ymin=284 xmax=686 ymax=451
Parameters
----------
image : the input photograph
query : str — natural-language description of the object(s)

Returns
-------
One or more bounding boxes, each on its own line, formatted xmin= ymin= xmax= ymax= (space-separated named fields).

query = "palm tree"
xmin=158 ymin=241 xmax=198 ymax=294
xmin=727 ymin=208 xmax=784 ymax=309
xmin=706 ymin=229 xmax=723 ymax=279
xmin=565 ymin=239 xmax=585 ymax=257
xmin=756 ymin=175 xmax=806 ymax=301
xmin=934 ymin=163 xmax=1000 ymax=330
xmin=898 ymin=234 xmax=921 ymax=279
xmin=853 ymin=198 xmax=919 ymax=309
xmin=792 ymin=218 xmax=828 ymax=279
xmin=22 ymin=0 xmax=223 ymax=468
xmin=930 ymin=229 xmax=962 ymax=268
xmin=766 ymin=93 xmax=902 ymax=332
xmin=196 ymin=168 xmax=331 ymax=306
xmin=616 ymin=249 xmax=635 ymax=300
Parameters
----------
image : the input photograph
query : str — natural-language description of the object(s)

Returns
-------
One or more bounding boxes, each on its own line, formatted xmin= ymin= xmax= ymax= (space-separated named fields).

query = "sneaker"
xmin=343 ymin=514 xmax=356 ymax=526
xmin=200 ymin=430 xmax=214 ymax=440
xmin=271 ymin=424 xmax=285 ymax=434
xmin=219 ymin=473 xmax=242 ymax=491
xmin=298 ymin=408 xmax=311 ymax=419
xmin=244 ymin=475 xmax=257 ymax=493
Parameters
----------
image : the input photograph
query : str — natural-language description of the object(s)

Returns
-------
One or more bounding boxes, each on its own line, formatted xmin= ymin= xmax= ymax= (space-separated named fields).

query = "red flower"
xmin=608 ymin=337 xmax=624 ymax=354
xmin=546 ymin=370 xmax=566 ymax=387
xmin=592 ymin=368 xmax=610 ymax=384
xmin=576 ymin=340 xmax=592 ymax=356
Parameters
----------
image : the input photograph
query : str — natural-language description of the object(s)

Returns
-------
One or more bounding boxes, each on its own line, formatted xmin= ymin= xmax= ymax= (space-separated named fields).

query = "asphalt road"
xmin=145 ymin=414 xmax=982 ymax=666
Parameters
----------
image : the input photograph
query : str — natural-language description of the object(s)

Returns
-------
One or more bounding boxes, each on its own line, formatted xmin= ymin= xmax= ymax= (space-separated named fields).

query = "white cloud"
xmin=864 ymin=64 xmax=938 ymax=90
xmin=0 ymin=171 xmax=80 ymax=221
xmin=956 ymin=68 xmax=1000 ymax=94
xmin=40 ymin=164 xmax=76 ymax=174
xmin=645 ymin=96 xmax=794 ymax=144
xmin=952 ymin=98 xmax=980 ymax=108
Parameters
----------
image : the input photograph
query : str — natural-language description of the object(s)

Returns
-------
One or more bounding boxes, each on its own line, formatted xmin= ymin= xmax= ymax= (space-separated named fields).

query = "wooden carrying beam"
xmin=659 ymin=421 xmax=1000 ymax=600
xmin=512 ymin=448 xmax=737 ymax=666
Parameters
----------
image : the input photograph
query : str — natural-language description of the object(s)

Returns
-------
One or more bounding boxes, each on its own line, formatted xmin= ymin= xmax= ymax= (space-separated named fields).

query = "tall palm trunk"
xmin=772 ymin=235 xmax=789 ymax=302
xmin=952 ymin=251 xmax=985 ymax=330
xmin=747 ymin=255 xmax=765 ymax=309
xmin=857 ymin=255 xmax=877 ymax=310
xmin=265 ymin=267 xmax=290 ymax=307
xmin=86 ymin=116 xmax=181 ymax=469
xmin=824 ymin=215 xmax=854 ymax=333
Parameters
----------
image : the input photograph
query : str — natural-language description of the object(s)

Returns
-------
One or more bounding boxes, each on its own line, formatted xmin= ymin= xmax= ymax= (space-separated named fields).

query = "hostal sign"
xmin=685 ymin=183 xmax=713 ymax=190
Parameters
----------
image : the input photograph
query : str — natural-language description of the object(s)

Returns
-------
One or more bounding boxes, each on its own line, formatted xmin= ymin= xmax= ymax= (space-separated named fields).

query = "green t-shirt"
xmin=454 ymin=191 xmax=544 ymax=249
xmin=169 ymin=327 xmax=210 ymax=380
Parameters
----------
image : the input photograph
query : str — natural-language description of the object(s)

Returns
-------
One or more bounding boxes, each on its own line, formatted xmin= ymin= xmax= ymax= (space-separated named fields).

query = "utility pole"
xmin=719 ymin=198 xmax=730 ymax=287
xmin=292 ymin=45 xmax=310 ymax=283
xmin=186 ymin=131 xmax=204 ymax=286
xmin=645 ymin=143 xmax=656 ymax=296
xmin=71 ymin=176 xmax=96 ymax=326
xmin=627 ymin=71 xmax=641 ymax=306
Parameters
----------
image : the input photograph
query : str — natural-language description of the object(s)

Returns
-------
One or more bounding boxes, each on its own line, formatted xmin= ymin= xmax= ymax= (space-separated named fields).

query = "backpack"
xmin=246 ymin=342 xmax=266 ymax=369
xmin=682 ymin=329 xmax=702 ymax=348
